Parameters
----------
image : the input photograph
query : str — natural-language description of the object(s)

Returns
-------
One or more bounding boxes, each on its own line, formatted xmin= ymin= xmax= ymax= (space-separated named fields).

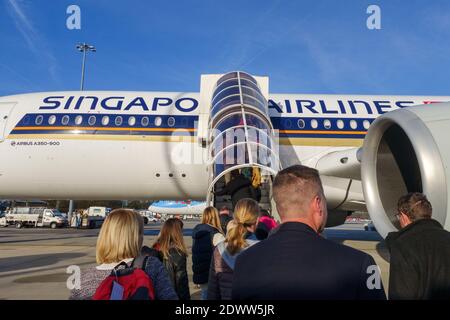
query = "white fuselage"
xmin=0 ymin=91 xmax=448 ymax=202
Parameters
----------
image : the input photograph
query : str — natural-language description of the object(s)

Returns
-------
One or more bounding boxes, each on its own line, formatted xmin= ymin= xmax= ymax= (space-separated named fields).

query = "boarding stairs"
xmin=199 ymin=71 xmax=282 ymax=219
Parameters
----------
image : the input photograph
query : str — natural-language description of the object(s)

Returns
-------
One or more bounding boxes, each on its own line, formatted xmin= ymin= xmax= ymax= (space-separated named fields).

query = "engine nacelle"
xmin=361 ymin=103 xmax=450 ymax=238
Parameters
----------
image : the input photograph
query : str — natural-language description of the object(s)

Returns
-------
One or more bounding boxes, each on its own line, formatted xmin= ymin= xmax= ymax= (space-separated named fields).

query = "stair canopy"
xmin=206 ymin=71 xmax=281 ymax=205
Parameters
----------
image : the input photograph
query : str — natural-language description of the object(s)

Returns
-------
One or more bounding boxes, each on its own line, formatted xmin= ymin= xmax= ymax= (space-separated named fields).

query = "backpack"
xmin=93 ymin=256 xmax=155 ymax=300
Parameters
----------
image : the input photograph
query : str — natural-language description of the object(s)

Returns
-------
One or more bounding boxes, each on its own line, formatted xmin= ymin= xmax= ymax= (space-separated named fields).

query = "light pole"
xmin=76 ymin=43 xmax=96 ymax=90
xmin=68 ymin=43 xmax=96 ymax=226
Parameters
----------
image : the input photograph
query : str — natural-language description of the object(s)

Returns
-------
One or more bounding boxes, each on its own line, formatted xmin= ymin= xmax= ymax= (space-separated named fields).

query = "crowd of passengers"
xmin=69 ymin=165 xmax=450 ymax=300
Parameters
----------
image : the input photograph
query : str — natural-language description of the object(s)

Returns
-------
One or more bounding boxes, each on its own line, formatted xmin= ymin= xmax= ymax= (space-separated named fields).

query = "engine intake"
xmin=361 ymin=103 xmax=450 ymax=238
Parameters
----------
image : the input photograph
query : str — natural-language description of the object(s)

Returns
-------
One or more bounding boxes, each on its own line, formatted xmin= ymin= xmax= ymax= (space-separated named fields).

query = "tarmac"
xmin=0 ymin=220 xmax=390 ymax=300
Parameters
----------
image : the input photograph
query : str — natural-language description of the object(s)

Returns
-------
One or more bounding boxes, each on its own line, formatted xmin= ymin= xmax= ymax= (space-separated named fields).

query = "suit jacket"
xmin=385 ymin=219 xmax=450 ymax=300
xmin=232 ymin=222 xmax=386 ymax=300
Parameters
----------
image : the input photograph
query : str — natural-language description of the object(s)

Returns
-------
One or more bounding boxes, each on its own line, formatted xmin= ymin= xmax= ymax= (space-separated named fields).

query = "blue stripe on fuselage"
xmin=10 ymin=113 xmax=376 ymax=139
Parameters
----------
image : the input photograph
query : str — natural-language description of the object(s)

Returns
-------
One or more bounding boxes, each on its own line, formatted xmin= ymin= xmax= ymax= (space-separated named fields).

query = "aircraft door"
xmin=0 ymin=102 xmax=16 ymax=142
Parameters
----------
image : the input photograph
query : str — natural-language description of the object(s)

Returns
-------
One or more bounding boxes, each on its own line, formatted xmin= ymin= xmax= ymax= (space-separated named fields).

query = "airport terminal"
xmin=1 ymin=0 xmax=450 ymax=306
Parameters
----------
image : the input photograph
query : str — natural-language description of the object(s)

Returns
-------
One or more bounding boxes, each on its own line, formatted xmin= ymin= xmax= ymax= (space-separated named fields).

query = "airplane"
xmin=1 ymin=71 xmax=449 ymax=238
xmin=148 ymin=200 xmax=206 ymax=217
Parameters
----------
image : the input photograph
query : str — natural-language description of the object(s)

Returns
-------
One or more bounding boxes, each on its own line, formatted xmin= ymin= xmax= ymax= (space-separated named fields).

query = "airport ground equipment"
xmin=5 ymin=207 xmax=67 ymax=228
xmin=78 ymin=206 xmax=110 ymax=228
xmin=0 ymin=212 xmax=7 ymax=227
xmin=138 ymin=210 xmax=158 ymax=224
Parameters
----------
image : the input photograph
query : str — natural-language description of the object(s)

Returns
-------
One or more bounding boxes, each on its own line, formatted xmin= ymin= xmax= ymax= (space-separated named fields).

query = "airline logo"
xmin=39 ymin=95 xmax=199 ymax=112
xmin=37 ymin=95 xmax=446 ymax=115
xmin=268 ymin=99 xmax=446 ymax=115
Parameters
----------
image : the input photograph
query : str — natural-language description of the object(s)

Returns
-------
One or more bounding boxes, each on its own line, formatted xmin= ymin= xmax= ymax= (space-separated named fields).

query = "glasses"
xmin=395 ymin=210 xmax=406 ymax=220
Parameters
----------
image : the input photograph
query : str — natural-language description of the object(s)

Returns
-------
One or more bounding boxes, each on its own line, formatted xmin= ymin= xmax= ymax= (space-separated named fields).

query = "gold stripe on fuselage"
xmin=7 ymin=134 xmax=363 ymax=147
xmin=13 ymin=126 xmax=196 ymax=132
xmin=278 ymin=137 xmax=364 ymax=147
xmin=7 ymin=134 xmax=195 ymax=143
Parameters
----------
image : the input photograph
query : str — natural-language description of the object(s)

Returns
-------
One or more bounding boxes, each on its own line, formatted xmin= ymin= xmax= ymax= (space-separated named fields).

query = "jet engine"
xmin=361 ymin=103 xmax=450 ymax=238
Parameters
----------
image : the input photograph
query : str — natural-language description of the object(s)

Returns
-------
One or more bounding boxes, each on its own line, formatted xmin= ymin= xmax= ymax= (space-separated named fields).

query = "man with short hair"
xmin=232 ymin=165 xmax=386 ymax=300
xmin=386 ymin=192 xmax=450 ymax=300
xmin=219 ymin=206 xmax=232 ymax=234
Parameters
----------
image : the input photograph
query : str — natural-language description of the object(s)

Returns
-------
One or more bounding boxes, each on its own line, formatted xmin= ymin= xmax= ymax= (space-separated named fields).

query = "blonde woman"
xmin=69 ymin=209 xmax=177 ymax=300
xmin=153 ymin=218 xmax=190 ymax=300
xmin=192 ymin=206 xmax=225 ymax=300
xmin=207 ymin=198 xmax=260 ymax=300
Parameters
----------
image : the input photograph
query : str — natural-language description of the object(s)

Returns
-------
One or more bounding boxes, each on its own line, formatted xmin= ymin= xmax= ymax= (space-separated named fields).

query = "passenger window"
xmin=323 ymin=119 xmax=331 ymax=129
xmin=297 ymin=119 xmax=305 ymax=129
xmin=61 ymin=115 xmax=70 ymax=125
xmin=35 ymin=115 xmax=44 ymax=125
xmin=102 ymin=116 xmax=109 ymax=126
xmin=75 ymin=115 xmax=83 ymax=125
xmin=115 ymin=116 xmax=123 ymax=126
xmin=88 ymin=115 xmax=96 ymax=126
xmin=363 ymin=120 xmax=370 ymax=130
xmin=128 ymin=116 xmax=136 ymax=126
xmin=48 ymin=115 xmax=56 ymax=125
xmin=141 ymin=116 xmax=149 ymax=127
xmin=154 ymin=117 xmax=162 ymax=127
xmin=167 ymin=117 xmax=175 ymax=127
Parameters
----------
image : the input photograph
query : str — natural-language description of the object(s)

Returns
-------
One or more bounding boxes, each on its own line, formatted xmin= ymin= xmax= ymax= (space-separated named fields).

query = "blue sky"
xmin=1 ymin=0 xmax=450 ymax=96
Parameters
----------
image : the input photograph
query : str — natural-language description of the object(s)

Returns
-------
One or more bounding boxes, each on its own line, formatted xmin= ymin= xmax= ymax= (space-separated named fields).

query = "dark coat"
xmin=255 ymin=221 xmax=270 ymax=240
xmin=219 ymin=214 xmax=233 ymax=234
xmin=208 ymin=238 xmax=259 ymax=300
xmin=385 ymin=218 xmax=450 ymax=300
xmin=232 ymin=222 xmax=387 ymax=300
xmin=215 ymin=174 xmax=254 ymax=208
xmin=191 ymin=223 xmax=221 ymax=284
xmin=163 ymin=248 xmax=191 ymax=300
xmin=141 ymin=246 xmax=163 ymax=261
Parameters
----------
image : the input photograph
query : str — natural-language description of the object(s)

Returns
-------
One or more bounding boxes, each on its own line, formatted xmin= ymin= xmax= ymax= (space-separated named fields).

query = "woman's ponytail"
xmin=225 ymin=198 xmax=259 ymax=255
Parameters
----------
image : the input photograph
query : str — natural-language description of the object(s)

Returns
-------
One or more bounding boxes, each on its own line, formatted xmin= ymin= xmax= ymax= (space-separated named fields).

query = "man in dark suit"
xmin=232 ymin=165 xmax=386 ymax=300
